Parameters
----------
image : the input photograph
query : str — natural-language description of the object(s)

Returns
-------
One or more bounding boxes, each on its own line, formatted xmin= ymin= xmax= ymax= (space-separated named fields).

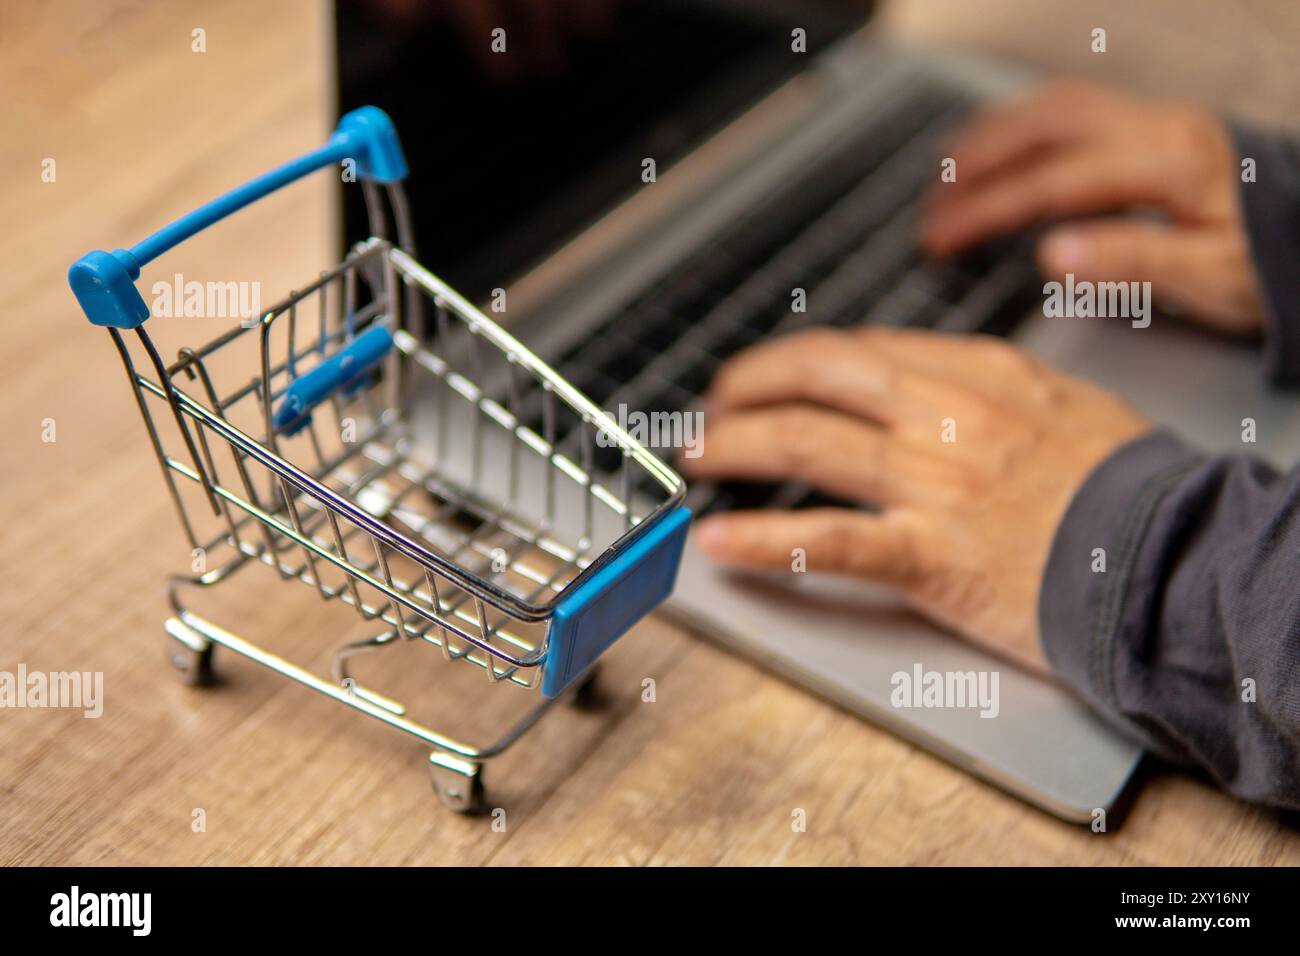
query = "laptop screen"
xmin=336 ymin=0 xmax=873 ymax=300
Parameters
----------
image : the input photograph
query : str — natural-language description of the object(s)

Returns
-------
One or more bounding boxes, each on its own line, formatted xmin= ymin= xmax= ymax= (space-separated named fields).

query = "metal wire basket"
xmin=69 ymin=107 xmax=691 ymax=811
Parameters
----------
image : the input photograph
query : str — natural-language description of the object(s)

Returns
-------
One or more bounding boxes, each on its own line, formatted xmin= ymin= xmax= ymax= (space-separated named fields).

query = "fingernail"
xmin=1041 ymin=230 xmax=1090 ymax=273
xmin=695 ymin=519 xmax=727 ymax=554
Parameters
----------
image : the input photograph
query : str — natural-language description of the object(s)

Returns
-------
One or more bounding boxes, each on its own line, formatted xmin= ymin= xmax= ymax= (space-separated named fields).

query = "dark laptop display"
xmin=336 ymin=0 xmax=872 ymax=299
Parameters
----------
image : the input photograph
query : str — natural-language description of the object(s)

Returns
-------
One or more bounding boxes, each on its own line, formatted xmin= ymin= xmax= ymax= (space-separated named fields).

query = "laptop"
xmin=334 ymin=0 xmax=1300 ymax=822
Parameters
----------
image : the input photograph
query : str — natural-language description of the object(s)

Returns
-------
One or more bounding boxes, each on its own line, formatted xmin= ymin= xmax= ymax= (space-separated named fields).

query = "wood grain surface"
xmin=1 ymin=0 xmax=1297 ymax=865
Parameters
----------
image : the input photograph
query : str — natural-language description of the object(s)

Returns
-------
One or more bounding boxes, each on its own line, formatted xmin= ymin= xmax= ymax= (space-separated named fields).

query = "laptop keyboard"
xmin=526 ymin=81 xmax=1043 ymax=515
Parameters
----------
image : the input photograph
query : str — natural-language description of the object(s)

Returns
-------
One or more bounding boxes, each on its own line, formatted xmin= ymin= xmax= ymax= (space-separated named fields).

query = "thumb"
xmin=1036 ymin=221 xmax=1264 ymax=334
xmin=694 ymin=508 xmax=920 ymax=586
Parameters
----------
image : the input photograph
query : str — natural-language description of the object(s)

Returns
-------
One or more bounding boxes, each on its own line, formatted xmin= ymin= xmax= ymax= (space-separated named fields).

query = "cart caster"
xmin=567 ymin=666 xmax=601 ymax=710
xmin=166 ymin=627 xmax=215 ymax=687
xmin=430 ymin=752 xmax=485 ymax=814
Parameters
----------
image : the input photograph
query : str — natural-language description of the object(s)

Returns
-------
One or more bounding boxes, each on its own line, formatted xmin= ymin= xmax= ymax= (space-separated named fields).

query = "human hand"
xmin=922 ymin=80 xmax=1265 ymax=335
xmin=680 ymin=327 xmax=1149 ymax=675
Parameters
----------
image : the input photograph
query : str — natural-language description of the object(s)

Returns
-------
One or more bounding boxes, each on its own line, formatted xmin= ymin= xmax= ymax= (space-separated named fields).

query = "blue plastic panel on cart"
xmin=541 ymin=505 xmax=691 ymax=697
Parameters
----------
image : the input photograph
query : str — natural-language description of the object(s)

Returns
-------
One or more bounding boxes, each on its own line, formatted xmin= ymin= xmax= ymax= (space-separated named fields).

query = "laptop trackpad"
xmin=1018 ymin=311 xmax=1300 ymax=463
xmin=666 ymin=541 xmax=1143 ymax=822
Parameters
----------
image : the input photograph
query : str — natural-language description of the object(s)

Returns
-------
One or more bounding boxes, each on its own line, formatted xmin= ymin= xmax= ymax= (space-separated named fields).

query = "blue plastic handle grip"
xmin=273 ymin=325 xmax=395 ymax=436
xmin=69 ymin=106 xmax=408 ymax=331
xmin=541 ymin=505 xmax=692 ymax=697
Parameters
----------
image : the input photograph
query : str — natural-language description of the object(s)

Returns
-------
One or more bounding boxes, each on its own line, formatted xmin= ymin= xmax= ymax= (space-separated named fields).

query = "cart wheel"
xmin=429 ymin=752 xmax=485 ymax=814
xmin=567 ymin=666 xmax=601 ymax=710
xmin=167 ymin=633 xmax=215 ymax=687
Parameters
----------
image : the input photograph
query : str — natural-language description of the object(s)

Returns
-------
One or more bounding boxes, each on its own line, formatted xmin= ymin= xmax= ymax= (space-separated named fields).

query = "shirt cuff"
xmin=1230 ymin=124 xmax=1300 ymax=387
xmin=1037 ymin=430 xmax=1204 ymax=752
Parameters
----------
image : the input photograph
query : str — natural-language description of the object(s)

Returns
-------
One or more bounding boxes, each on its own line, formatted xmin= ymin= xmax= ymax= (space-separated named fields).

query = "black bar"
xmin=0 ymin=866 xmax=1282 ymax=941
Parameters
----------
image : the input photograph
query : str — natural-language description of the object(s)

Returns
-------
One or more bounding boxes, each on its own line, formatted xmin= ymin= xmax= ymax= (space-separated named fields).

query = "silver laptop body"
xmin=467 ymin=28 xmax=1300 ymax=823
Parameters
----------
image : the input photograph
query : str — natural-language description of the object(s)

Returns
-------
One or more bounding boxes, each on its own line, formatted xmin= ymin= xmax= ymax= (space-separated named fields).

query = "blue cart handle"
xmin=272 ymin=324 xmax=395 ymax=436
xmin=69 ymin=106 xmax=407 ymax=331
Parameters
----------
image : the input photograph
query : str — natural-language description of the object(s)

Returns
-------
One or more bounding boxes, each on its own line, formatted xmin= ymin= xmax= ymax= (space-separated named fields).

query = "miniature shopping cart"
xmin=69 ymin=107 xmax=691 ymax=812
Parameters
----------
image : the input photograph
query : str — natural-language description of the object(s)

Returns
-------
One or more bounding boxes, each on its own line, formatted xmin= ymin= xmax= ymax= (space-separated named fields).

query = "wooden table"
xmin=2 ymin=0 xmax=1297 ymax=865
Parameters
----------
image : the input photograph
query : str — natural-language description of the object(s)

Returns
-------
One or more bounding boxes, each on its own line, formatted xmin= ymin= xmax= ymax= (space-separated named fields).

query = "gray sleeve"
xmin=1230 ymin=124 xmax=1300 ymax=386
xmin=1039 ymin=430 xmax=1300 ymax=809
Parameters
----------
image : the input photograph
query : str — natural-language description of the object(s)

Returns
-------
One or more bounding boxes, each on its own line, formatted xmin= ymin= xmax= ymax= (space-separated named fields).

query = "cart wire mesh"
xmin=70 ymin=107 xmax=690 ymax=808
